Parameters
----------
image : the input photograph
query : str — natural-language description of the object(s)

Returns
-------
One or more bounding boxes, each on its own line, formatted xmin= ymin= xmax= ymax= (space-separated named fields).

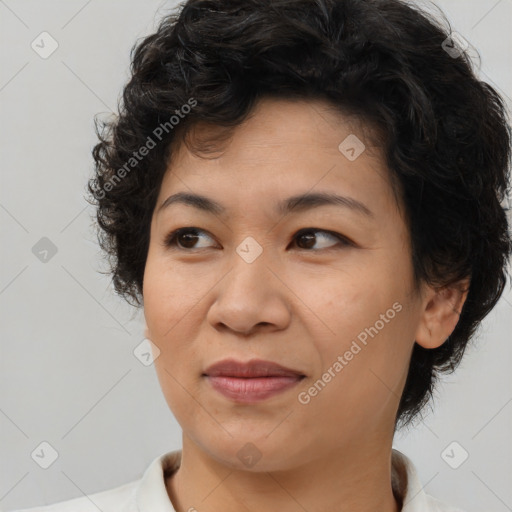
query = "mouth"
xmin=203 ymin=358 xmax=305 ymax=378
xmin=202 ymin=358 xmax=306 ymax=403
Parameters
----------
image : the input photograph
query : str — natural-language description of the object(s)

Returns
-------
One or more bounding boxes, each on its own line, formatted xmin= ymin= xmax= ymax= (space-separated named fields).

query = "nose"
xmin=206 ymin=250 xmax=292 ymax=336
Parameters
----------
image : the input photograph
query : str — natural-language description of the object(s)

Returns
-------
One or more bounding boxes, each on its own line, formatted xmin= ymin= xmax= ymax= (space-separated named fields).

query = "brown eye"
xmin=164 ymin=228 xmax=216 ymax=250
xmin=292 ymin=229 xmax=352 ymax=251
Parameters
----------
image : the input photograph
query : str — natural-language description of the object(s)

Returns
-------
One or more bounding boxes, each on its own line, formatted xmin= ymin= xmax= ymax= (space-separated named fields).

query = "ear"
xmin=414 ymin=278 xmax=470 ymax=349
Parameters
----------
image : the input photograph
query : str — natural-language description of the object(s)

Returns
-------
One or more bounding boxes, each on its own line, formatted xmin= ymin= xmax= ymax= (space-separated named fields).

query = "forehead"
xmin=176 ymin=97 xmax=382 ymax=158
xmin=157 ymin=97 xmax=396 ymax=217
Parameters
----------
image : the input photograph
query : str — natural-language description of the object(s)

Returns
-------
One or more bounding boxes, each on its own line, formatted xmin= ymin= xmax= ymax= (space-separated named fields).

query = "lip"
xmin=203 ymin=358 xmax=304 ymax=378
xmin=203 ymin=358 xmax=305 ymax=403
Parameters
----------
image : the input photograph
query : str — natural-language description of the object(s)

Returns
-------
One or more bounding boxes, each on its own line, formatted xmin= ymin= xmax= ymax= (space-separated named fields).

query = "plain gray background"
xmin=1 ymin=0 xmax=511 ymax=510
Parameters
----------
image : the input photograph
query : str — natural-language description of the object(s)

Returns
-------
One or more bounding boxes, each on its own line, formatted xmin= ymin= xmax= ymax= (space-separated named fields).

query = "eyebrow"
xmin=158 ymin=191 xmax=374 ymax=218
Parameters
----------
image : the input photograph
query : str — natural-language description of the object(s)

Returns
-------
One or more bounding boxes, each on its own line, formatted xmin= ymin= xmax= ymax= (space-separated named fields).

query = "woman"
xmin=11 ymin=0 xmax=511 ymax=510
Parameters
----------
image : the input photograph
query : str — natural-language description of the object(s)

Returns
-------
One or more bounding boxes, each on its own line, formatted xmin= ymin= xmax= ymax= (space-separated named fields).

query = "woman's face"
xmin=143 ymin=97 xmax=425 ymax=470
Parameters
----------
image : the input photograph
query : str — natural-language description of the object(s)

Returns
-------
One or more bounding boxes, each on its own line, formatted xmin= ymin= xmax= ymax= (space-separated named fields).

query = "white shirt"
xmin=9 ymin=449 xmax=465 ymax=512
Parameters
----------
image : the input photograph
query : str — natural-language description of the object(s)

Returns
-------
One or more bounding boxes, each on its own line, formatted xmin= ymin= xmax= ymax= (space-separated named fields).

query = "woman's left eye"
xmin=292 ymin=228 xmax=352 ymax=251
xmin=163 ymin=227 xmax=352 ymax=251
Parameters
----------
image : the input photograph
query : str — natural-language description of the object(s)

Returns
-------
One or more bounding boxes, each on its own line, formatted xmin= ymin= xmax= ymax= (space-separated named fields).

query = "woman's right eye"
xmin=163 ymin=227 xmax=216 ymax=250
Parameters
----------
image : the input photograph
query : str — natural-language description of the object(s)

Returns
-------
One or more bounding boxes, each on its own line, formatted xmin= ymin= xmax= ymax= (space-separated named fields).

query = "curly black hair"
xmin=88 ymin=0 xmax=512 ymax=427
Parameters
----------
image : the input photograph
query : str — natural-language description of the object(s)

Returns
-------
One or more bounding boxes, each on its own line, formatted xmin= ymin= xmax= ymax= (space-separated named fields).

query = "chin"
xmin=200 ymin=435 xmax=303 ymax=473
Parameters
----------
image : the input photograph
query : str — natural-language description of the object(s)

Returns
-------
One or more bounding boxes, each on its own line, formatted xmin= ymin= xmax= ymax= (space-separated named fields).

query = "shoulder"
xmin=6 ymin=450 xmax=181 ymax=512
xmin=392 ymin=449 xmax=467 ymax=512
xmin=6 ymin=480 xmax=139 ymax=512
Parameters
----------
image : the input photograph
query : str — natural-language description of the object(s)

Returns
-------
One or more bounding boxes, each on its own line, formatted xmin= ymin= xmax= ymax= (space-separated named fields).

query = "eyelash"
xmin=163 ymin=227 xmax=353 ymax=252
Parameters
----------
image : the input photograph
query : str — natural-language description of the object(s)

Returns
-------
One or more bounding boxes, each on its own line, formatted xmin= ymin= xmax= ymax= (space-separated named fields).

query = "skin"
xmin=143 ymin=97 xmax=468 ymax=512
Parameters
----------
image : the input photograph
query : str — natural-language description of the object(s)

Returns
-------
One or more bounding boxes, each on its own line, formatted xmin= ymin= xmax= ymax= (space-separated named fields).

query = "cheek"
xmin=144 ymin=262 xmax=205 ymax=420
xmin=305 ymin=269 xmax=413 ymax=401
xmin=308 ymin=270 xmax=398 ymax=342
xmin=143 ymin=257 xmax=207 ymax=336
xmin=143 ymin=257 xmax=209 ymax=374
xmin=299 ymin=317 xmax=412 ymax=440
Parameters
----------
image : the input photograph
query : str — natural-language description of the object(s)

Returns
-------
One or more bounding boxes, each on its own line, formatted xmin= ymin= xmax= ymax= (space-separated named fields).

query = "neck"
xmin=166 ymin=435 xmax=401 ymax=512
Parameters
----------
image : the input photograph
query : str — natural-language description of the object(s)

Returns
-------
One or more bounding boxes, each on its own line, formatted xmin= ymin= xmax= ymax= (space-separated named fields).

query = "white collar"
xmin=132 ymin=451 xmax=180 ymax=511
xmin=392 ymin=449 xmax=434 ymax=511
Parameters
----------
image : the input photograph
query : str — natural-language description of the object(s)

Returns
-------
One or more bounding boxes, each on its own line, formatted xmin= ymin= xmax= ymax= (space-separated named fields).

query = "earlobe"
xmin=414 ymin=279 xmax=470 ymax=349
